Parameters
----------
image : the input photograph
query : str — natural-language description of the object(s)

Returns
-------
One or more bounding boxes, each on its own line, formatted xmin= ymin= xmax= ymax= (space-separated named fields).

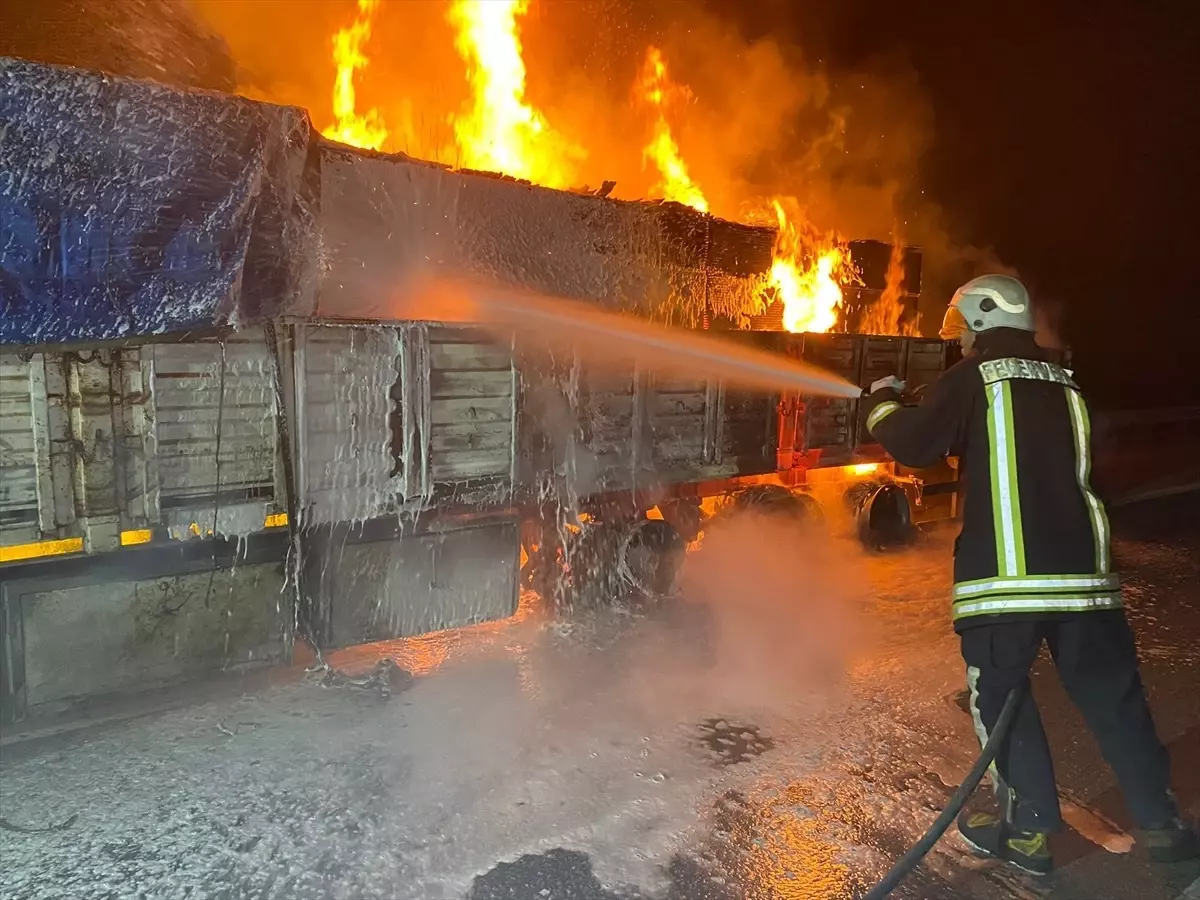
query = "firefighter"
xmin=861 ymin=274 xmax=1198 ymax=875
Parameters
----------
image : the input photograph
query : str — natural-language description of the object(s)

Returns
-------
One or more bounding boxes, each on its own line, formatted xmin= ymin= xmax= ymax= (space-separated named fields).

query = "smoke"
xmin=302 ymin=511 xmax=882 ymax=893
xmin=1 ymin=0 xmax=235 ymax=92
xmin=535 ymin=3 xmax=1018 ymax=315
xmin=0 ymin=0 xmax=1031 ymax=329
xmin=188 ymin=0 xmax=1017 ymax=322
xmin=0 ymin=0 xmax=996 ymax=327
xmin=618 ymin=511 xmax=877 ymax=724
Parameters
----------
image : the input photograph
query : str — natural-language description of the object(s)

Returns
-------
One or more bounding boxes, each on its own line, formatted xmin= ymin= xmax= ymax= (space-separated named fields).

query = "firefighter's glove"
xmin=869 ymin=375 xmax=907 ymax=395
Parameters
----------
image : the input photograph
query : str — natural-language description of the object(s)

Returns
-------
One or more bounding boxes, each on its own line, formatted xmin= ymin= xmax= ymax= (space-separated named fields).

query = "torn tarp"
xmin=0 ymin=57 xmax=318 ymax=345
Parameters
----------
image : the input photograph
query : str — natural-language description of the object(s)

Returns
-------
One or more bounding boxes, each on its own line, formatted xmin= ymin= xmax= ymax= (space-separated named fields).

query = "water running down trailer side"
xmin=0 ymin=57 xmax=956 ymax=720
xmin=0 ymin=322 xmax=957 ymax=718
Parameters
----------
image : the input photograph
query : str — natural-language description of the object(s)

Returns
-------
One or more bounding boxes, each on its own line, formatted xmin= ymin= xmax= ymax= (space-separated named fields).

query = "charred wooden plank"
xmin=430 ymin=370 xmax=514 ymax=399
xmin=649 ymin=391 xmax=707 ymax=417
xmin=430 ymin=342 xmax=513 ymax=371
xmin=431 ymin=450 xmax=511 ymax=481
xmin=430 ymin=422 xmax=513 ymax=453
xmin=430 ymin=396 xmax=513 ymax=426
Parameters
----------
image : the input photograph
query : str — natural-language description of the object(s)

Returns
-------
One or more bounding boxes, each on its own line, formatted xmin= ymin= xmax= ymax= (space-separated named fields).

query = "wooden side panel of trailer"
xmin=150 ymin=332 xmax=282 ymax=539
xmin=2 ymin=323 xmax=953 ymax=717
xmin=428 ymin=326 xmax=517 ymax=493
xmin=1 ymin=352 xmax=56 ymax=547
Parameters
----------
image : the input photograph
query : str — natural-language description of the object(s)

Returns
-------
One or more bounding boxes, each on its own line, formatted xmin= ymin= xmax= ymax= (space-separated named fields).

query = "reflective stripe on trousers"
xmin=966 ymin=664 xmax=1015 ymax=819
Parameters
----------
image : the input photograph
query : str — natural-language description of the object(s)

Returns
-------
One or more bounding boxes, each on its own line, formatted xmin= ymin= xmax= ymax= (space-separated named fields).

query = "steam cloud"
xmin=625 ymin=511 xmax=876 ymax=724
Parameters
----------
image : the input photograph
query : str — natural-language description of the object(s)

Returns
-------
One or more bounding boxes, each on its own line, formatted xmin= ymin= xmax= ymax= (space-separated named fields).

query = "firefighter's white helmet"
xmin=940 ymin=274 xmax=1036 ymax=344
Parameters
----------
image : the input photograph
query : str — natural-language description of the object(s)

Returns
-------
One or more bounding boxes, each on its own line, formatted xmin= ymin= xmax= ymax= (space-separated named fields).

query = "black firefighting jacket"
xmin=860 ymin=328 xmax=1119 ymax=632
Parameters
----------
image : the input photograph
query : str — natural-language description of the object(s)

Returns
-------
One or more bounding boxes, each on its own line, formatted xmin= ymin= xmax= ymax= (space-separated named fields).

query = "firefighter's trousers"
xmin=960 ymin=611 xmax=1177 ymax=833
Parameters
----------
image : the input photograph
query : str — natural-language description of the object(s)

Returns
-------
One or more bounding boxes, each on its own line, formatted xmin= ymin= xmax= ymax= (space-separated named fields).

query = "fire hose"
xmin=862 ymin=685 xmax=1025 ymax=899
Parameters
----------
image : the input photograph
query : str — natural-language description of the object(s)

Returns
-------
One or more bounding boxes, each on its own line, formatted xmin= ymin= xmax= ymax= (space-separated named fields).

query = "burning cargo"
xmin=0 ymin=57 xmax=955 ymax=721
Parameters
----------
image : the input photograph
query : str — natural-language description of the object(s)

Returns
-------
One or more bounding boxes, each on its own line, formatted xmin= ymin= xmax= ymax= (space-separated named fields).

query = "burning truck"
xmin=0 ymin=56 xmax=958 ymax=722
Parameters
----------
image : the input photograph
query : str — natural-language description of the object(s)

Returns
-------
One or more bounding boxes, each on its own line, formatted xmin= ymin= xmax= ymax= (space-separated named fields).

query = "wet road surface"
xmin=2 ymin=492 xmax=1199 ymax=900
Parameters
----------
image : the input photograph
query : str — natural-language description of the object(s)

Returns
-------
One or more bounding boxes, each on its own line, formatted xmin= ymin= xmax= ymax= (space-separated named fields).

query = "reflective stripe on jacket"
xmin=859 ymin=328 xmax=1117 ymax=631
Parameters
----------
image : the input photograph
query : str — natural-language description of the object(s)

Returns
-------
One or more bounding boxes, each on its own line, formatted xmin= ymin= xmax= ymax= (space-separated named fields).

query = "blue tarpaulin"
xmin=0 ymin=57 xmax=318 ymax=345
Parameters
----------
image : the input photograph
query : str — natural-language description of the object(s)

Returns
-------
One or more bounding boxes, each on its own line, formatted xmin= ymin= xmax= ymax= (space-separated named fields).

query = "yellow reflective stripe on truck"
xmin=3 ymin=513 xmax=289 ymax=563
xmin=0 ymin=537 xmax=84 ymax=563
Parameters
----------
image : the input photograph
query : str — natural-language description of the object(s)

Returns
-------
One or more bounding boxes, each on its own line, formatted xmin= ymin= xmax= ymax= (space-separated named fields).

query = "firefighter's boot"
xmin=1138 ymin=820 xmax=1200 ymax=863
xmin=956 ymin=810 xmax=1053 ymax=876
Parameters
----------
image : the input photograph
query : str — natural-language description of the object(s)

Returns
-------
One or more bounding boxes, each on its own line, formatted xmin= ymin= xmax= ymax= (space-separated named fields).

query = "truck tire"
xmin=617 ymin=518 xmax=685 ymax=601
xmin=846 ymin=480 xmax=916 ymax=550
xmin=729 ymin=484 xmax=825 ymax=524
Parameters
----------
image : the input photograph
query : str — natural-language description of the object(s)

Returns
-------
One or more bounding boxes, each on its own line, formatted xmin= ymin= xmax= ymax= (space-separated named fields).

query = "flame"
xmin=637 ymin=47 xmax=708 ymax=212
xmin=447 ymin=0 xmax=581 ymax=188
xmin=306 ymin=3 xmax=885 ymax=337
xmin=766 ymin=199 xmax=852 ymax=334
xmin=320 ymin=0 xmax=388 ymax=151
xmin=861 ymin=237 xmax=921 ymax=336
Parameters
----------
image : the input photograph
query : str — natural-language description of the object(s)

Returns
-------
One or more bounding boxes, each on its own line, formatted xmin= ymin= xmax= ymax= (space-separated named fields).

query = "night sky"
xmin=779 ymin=1 xmax=1200 ymax=407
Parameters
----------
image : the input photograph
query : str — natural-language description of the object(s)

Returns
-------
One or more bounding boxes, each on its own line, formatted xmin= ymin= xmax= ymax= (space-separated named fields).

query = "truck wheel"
xmin=558 ymin=518 xmax=625 ymax=610
xmin=729 ymin=485 xmax=824 ymax=524
xmin=849 ymin=481 xmax=916 ymax=550
xmin=617 ymin=518 xmax=686 ymax=601
xmin=656 ymin=498 xmax=703 ymax=543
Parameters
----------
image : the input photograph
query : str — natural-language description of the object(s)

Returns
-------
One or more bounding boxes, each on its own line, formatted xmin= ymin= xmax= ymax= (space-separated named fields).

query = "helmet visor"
xmin=939 ymin=306 xmax=971 ymax=342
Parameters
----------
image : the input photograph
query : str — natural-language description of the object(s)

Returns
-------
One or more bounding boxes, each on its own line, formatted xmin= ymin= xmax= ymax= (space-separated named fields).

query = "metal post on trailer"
xmin=263 ymin=322 xmax=312 ymax=661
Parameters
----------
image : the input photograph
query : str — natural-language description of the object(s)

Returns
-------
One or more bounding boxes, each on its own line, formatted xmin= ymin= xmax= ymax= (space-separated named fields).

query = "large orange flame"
xmin=861 ymin=238 xmax=920 ymax=336
xmin=305 ymin=2 xmax=896 ymax=337
xmin=636 ymin=46 xmax=708 ymax=213
xmin=321 ymin=0 xmax=388 ymax=151
xmin=446 ymin=0 xmax=581 ymax=187
xmin=767 ymin=199 xmax=854 ymax=334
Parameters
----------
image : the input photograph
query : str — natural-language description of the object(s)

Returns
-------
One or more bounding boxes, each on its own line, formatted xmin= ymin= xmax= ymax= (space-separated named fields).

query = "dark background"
xmin=3 ymin=0 xmax=1197 ymax=408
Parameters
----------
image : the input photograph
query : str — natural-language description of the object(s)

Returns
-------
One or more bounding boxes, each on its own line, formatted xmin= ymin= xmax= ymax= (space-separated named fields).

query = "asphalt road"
xmin=2 ymin=490 xmax=1198 ymax=900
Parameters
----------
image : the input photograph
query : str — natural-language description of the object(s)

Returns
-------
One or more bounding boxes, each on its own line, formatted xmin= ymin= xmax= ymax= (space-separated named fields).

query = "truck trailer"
xmin=0 ymin=56 xmax=957 ymax=723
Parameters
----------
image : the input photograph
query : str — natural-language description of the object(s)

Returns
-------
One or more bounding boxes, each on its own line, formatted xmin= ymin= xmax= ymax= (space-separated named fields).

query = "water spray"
xmin=388 ymin=276 xmax=866 ymax=400
xmin=391 ymin=273 xmax=1004 ymax=899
